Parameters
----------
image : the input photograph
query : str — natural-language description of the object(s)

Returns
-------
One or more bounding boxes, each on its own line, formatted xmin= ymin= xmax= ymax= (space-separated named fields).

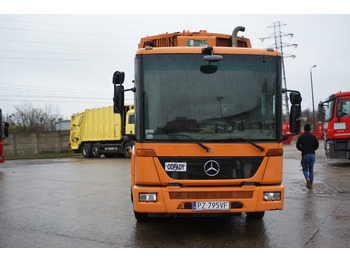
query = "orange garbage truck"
xmin=112 ymin=28 xmax=302 ymax=220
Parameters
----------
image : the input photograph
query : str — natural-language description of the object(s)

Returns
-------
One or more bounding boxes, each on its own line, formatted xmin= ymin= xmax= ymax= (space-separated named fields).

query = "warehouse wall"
xmin=3 ymin=130 xmax=71 ymax=157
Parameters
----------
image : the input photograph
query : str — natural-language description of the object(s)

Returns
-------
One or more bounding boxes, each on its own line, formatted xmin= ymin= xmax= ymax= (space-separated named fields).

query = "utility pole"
xmin=260 ymin=21 xmax=297 ymax=119
xmin=310 ymin=65 xmax=317 ymax=132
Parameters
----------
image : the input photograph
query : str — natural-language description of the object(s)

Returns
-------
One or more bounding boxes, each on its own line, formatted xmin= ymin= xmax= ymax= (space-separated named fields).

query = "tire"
xmin=246 ymin=211 xmax=265 ymax=219
xmin=131 ymin=188 xmax=134 ymax=203
xmin=91 ymin=143 xmax=101 ymax=158
xmin=81 ymin=143 xmax=92 ymax=158
xmin=123 ymin=142 xmax=133 ymax=158
xmin=104 ymin=153 xmax=117 ymax=158
xmin=134 ymin=211 xmax=148 ymax=221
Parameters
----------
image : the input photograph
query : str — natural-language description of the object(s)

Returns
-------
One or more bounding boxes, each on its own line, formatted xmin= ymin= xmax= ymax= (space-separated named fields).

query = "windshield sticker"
xmin=145 ymin=129 xmax=154 ymax=139
xmin=165 ymin=162 xmax=187 ymax=172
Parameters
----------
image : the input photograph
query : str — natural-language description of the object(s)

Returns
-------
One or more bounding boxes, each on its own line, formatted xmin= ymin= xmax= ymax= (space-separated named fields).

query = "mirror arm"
xmin=124 ymin=87 xmax=136 ymax=93
xmin=282 ymin=89 xmax=301 ymax=97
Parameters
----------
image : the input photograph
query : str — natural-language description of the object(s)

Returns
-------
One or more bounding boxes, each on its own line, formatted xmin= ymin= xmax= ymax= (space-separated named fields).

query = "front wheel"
xmin=134 ymin=211 xmax=148 ymax=222
xmin=81 ymin=143 xmax=92 ymax=158
xmin=246 ymin=211 xmax=265 ymax=219
xmin=123 ymin=142 xmax=133 ymax=158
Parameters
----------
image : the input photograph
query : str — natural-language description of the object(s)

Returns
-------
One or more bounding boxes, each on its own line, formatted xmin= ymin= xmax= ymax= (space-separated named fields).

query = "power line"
xmin=0 ymin=56 xmax=127 ymax=62
xmin=49 ymin=14 xmax=164 ymax=28
xmin=0 ymin=49 xmax=131 ymax=57
xmin=1 ymin=98 xmax=133 ymax=104
xmin=260 ymin=21 xmax=298 ymax=117
xmin=0 ymin=17 xmax=129 ymax=33
xmin=0 ymin=38 xmax=135 ymax=49
xmin=0 ymin=91 xmax=110 ymax=100
xmin=0 ymin=93 xmax=111 ymax=101
xmin=0 ymin=25 xmax=137 ymax=39
xmin=0 ymin=83 xmax=111 ymax=96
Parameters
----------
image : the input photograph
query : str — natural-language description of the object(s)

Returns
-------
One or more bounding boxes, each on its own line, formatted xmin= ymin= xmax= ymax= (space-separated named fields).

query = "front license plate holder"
xmin=193 ymin=201 xmax=230 ymax=211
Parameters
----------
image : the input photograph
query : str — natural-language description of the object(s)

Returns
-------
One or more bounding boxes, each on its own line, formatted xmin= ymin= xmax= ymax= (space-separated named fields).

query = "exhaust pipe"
xmin=232 ymin=26 xmax=245 ymax=47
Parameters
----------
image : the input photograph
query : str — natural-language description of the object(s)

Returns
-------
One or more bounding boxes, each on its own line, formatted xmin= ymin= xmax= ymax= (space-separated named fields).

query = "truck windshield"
xmin=324 ymin=100 xmax=335 ymax=122
xmin=137 ymin=53 xmax=281 ymax=142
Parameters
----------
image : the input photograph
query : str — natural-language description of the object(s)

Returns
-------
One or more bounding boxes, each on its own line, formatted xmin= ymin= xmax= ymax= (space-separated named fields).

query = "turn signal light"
xmin=136 ymin=149 xmax=156 ymax=157
xmin=265 ymin=149 xmax=283 ymax=157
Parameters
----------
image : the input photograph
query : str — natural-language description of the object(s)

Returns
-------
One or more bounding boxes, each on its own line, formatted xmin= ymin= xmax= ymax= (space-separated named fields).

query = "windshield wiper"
xmin=232 ymin=138 xmax=265 ymax=152
xmin=167 ymin=133 xmax=214 ymax=153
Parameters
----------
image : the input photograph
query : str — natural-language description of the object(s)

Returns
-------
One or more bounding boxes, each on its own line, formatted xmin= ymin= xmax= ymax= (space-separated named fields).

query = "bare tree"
xmin=7 ymin=104 xmax=63 ymax=132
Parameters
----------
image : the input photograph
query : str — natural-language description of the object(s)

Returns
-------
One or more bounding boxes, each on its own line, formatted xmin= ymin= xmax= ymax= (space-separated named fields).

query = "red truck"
xmin=323 ymin=92 xmax=350 ymax=159
xmin=0 ymin=108 xmax=9 ymax=163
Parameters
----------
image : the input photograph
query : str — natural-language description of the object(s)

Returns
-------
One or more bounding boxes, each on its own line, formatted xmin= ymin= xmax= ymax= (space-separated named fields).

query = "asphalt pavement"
xmin=0 ymin=140 xmax=349 ymax=248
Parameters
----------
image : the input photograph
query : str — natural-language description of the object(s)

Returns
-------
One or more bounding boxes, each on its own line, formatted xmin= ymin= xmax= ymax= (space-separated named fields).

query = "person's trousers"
xmin=301 ymin=154 xmax=316 ymax=184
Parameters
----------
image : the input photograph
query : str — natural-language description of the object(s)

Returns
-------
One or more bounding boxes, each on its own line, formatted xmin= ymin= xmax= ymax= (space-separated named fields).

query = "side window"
xmin=342 ymin=100 xmax=350 ymax=117
xmin=337 ymin=99 xmax=350 ymax=117
xmin=128 ymin=114 xmax=135 ymax=124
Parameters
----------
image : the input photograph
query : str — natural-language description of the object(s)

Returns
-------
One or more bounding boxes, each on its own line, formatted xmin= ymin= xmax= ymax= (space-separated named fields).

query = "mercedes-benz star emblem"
xmin=204 ymin=160 xmax=220 ymax=177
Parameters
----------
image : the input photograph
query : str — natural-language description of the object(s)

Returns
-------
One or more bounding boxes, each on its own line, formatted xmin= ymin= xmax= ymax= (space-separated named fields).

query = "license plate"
xmin=105 ymin=147 xmax=118 ymax=151
xmin=193 ymin=201 xmax=230 ymax=211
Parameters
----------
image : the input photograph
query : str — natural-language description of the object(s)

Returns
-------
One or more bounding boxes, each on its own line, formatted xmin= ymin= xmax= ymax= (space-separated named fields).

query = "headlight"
xmin=139 ymin=193 xmax=157 ymax=202
xmin=263 ymin=192 xmax=281 ymax=201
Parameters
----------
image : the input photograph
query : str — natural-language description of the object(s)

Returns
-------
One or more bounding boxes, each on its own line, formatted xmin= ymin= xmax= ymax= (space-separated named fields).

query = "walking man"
xmin=296 ymin=123 xmax=319 ymax=189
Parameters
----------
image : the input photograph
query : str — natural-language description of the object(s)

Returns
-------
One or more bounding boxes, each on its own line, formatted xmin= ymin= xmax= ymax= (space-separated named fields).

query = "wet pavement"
xmin=0 ymin=141 xmax=349 ymax=248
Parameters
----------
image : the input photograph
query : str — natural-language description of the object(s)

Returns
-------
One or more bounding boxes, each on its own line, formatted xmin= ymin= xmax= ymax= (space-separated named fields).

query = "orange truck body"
xmin=122 ymin=28 xmax=292 ymax=220
xmin=138 ymin=30 xmax=251 ymax=49
xmin=131 ymin=143 xmax=284 ymax=215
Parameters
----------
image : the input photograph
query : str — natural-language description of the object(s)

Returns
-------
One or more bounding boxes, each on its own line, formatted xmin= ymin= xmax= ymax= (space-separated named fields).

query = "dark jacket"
xmin=296 ymin=131 xmax=319 ymax=156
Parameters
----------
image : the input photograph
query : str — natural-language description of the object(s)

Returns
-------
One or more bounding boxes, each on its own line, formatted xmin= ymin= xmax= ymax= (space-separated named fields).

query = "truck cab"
xmin=125 ymin=109 xmax=135 ymax=135
xmin=323 ymin=92 xmax=350 ymax=159
xmin=113 ymin=28 xmax=302 ymax=220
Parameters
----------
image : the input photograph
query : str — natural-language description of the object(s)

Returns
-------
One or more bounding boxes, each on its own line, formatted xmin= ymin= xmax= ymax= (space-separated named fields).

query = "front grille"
xmin=158 ymin=157 xmax=263 ymax=180
xmin=169 ymin=191 xmax=253 ymax=199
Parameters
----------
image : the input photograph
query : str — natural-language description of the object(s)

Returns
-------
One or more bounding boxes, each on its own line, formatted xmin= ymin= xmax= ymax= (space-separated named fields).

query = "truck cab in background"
xmin=323 ymin=91 xmax=350 ymax=159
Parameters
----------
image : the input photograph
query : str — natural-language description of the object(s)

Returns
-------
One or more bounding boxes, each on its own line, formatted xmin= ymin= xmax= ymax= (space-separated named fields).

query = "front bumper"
xmin=132 ymin=184 xmax=284 ymax=214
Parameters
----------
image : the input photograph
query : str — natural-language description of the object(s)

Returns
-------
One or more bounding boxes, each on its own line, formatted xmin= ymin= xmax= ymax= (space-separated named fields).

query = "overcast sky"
xmin=1 ymin=3 xmax=350 ymax=119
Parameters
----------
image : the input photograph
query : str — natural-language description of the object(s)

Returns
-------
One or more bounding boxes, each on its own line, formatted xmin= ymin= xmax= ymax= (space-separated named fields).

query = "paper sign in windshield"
xmin=165 ymin=162 xmax=187 ymax=172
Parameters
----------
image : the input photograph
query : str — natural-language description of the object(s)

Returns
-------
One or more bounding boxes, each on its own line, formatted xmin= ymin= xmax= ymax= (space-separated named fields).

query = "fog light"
xmin=263 ymin=192 xmax=281 ymax=201
xmin=139 ymin=193 xmax=157 ymax=202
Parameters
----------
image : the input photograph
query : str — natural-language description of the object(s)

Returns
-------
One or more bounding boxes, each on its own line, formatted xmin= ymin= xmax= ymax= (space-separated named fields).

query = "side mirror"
xmin=113 ymin=71 xmax=125 ymax=114
xmin=113 ymin=84 xmax=124 ymax=114
xmin=113 ymin=71 xmax=125 ymax=85
xmin=290 ymin=92 xmax=302 ymax=105
xmin=290 ymin=104 xmax=301 ymax=134
xmin=4 ymin=122 xmax=9 ymax=137
xmin=286 ymin=90 xmax=302 ymax=134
